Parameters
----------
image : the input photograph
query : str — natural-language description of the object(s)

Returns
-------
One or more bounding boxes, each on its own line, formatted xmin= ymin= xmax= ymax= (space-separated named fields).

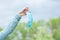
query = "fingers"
xmin=22 ymin=7 xmax=29 ymax=15
xmin=18 ymin=7 xmax=29 ymax=16
xmin=23 ymin=7 xmax=29 ymax=12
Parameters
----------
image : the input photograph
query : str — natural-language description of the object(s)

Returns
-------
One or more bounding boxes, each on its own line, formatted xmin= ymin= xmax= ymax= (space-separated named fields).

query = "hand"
xmin=18 ymin=7 xmax=29 ymax=16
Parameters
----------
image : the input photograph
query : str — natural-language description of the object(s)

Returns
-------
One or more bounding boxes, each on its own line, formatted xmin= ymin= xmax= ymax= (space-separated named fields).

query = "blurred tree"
xmin=5 ymin=18 xmax=60 ymax=40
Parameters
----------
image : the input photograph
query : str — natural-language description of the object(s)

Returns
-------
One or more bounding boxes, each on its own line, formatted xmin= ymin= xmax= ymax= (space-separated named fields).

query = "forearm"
xmin=0 ymin=14 xmax=21 ymax=39
xmin=0 ymin=7 xmax=29 ymax=40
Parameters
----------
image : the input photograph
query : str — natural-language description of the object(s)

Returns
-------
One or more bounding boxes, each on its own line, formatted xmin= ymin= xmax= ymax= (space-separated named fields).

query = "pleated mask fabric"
xmin=26 ymin=11 xmax=33 ymax=28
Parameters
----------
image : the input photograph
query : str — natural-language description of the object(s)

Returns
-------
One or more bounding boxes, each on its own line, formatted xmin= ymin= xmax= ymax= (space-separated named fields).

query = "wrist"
xmin=18 ymin=13 xmax=22 ymax=17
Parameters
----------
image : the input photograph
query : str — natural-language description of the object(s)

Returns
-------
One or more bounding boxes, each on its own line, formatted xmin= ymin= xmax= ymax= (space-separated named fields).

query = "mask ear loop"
xmin=26 ymin=0 xmax=33 ymax=28
xmin=26 ymin=11 xmax=33 ymax=28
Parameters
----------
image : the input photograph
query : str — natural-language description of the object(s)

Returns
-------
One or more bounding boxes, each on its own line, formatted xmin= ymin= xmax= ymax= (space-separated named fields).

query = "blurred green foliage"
xmin=0 ymin=17 xmax=60 ymax=40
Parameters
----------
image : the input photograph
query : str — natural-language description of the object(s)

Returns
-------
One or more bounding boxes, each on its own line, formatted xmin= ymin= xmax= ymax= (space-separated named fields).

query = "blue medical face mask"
xmin=26 ymin=11 xmax=33 ymax=28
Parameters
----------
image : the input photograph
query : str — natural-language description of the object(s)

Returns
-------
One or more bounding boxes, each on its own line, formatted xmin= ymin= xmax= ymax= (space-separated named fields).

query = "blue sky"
xmin=0 ymin=0 xmax=60 ymax=27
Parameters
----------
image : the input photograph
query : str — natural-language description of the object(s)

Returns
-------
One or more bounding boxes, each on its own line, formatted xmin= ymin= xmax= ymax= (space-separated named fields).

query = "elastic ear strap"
xmin=27 ymin=11 xmax=33 ymax=28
